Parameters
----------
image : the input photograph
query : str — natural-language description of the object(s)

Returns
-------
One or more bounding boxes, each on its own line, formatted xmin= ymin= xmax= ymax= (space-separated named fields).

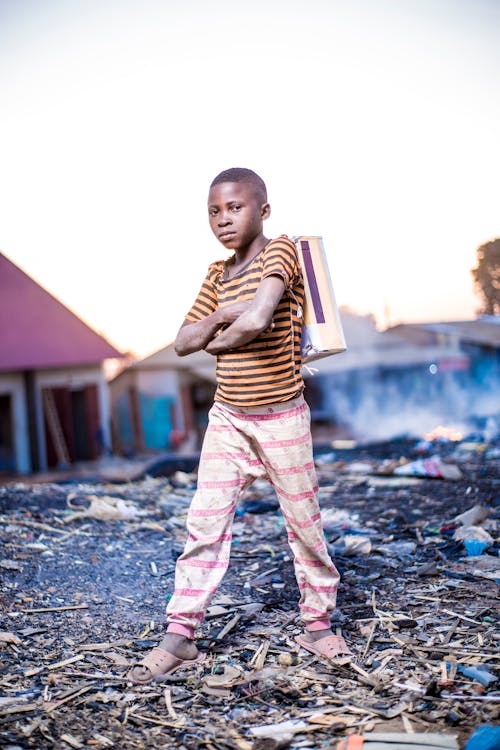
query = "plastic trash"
xmin=376 ymin=541 xmax=417 ymax=558
xmin=65 ymin=494 xmax=149 ymax=522
xmin=414 ymin=439 xmax=433 ymax=453
xmin=249 ymin=718 xmax=308 ymax=741
xmin=320 ymin=508 xmax=358 ymax=534
xmin=453 ymin=525 xmax=493 ymax=542
xmin=236 ymin=498 xmax=279 ymax=515
xmin=346 ymin=461 xmax=373 ymax=474
xmin=440 ymin=523 xmax=458 ymax=536
xmin=465 ymin=725 xmax=500 ymax=750
xmin=315 ymin=451 xmax=337 ymax=465
xmin=394 ymin=457 xmax=462 ymax=480
xmin=331 ymin=439 xmax=357 ymax=449
xmin=332 ymin=534 xmax=372 ymax=556
xmin=455 ymin=663 xmax=497 ymax=687
xmin=454 ymin=504 xmax=490 ymax=526
xmin=361 ymin=733 xmax=459 ymax=749
xmin=454 ymin=525 xmax=493 ymax=556
xmin=463 ymin=539 xmax=488 ymax=556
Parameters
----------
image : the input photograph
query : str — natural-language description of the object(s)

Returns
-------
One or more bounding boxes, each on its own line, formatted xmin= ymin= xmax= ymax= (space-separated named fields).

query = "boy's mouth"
xmin=219 ymin=231 xmax=237 ymax=241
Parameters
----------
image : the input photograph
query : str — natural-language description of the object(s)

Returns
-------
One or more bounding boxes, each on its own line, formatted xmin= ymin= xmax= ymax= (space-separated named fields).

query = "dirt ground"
xmin=0 ymin=437 xmax=499 ymax=749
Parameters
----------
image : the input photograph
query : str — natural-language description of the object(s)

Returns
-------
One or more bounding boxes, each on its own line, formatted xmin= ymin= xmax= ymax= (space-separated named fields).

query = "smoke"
xmin=314 ymin=367 xmax=500 ymax=442
xmin=308 ymin=310 xmax=500 ymax=442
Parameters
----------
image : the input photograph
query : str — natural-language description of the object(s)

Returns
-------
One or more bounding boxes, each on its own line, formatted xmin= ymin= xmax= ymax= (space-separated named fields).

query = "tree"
xmin=471 ymin=238 xmax=500 ymax=316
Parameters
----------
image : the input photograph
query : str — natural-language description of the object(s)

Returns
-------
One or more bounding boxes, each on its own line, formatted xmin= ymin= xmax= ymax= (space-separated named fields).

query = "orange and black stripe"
xmin=185 ymin=235 xmax=305 ymax=407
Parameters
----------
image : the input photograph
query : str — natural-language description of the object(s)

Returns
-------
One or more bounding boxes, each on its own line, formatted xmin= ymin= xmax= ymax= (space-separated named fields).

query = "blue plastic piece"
xmin=455 ymin=663 xmax=497 ymax=687
xmin=239 ymin=499 xmax=278 ymax=514
xmin=463 ymin=539 xmax=488 ymax=556
xmin=465 ymin=725 xmax=500 ymax=750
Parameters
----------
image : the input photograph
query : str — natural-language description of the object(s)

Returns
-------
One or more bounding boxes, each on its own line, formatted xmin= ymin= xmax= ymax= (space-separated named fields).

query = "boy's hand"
xmin=205 ymin=275 xmax=285 ymax=354
xmin=174 ymin=302 xmax=250 ymax=356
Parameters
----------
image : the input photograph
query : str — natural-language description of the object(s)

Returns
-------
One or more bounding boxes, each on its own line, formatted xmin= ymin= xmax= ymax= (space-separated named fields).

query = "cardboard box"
xmin=294 ymin=236 xmax=347 ymax=363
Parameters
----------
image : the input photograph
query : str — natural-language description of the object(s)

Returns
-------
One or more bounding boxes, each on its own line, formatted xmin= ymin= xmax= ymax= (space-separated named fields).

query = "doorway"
xmin=43 ymin=384 xmax=100 ymax=467
xmin=0 ymin=395 xmax=15 ymax=473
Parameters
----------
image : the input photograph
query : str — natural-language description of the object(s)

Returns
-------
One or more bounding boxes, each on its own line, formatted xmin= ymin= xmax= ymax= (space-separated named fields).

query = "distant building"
xmin=0 ymin=253 xmax=122 ymax=474
xmin=306 ymin=312 xmax=499 ymax=441
xmin=109 ymin=311 xmax=500 ymax=454
xmin=109 ymin=345 xmax=215 ymax=455
xmin=389 ymin=317 xmax=500 ymax=371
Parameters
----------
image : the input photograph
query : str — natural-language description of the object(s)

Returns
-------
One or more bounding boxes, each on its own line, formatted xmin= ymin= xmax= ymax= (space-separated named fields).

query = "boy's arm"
xmin=205 ymin=276 xmax=285 ymax=355
xmin=174 ymin=301 xmax=250 ymax=356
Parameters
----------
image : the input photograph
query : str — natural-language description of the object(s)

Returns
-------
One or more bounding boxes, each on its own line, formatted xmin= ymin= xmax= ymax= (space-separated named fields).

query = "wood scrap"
xmin=0 ymin=444 xmax=498 ymax=749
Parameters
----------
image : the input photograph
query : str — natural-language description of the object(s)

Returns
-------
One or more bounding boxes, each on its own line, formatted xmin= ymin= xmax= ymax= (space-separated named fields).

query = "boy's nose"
xmin=218 ymin=215 xmax=232 ymax=226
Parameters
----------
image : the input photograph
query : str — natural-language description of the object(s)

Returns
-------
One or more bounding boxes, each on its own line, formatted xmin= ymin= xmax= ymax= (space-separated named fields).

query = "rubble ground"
xmin=0 ymin=437 xmax=499 ymax=749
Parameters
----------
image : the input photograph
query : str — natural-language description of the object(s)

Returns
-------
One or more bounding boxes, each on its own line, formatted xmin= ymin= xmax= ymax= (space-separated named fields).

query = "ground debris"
xmin=65 ymin=493 xmax=151 ymax=522
xmin=0 ymin=437 xmax=498 ymax=748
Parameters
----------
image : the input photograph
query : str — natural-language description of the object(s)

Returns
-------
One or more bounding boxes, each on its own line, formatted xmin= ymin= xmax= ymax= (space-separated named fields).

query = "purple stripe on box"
xmin=301 ymin=240 xmax=325 ymax=324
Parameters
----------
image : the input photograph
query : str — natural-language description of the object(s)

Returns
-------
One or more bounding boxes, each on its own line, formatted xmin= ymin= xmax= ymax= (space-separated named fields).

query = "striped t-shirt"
xmin=185 ymin=235 xmax=305 ymax=407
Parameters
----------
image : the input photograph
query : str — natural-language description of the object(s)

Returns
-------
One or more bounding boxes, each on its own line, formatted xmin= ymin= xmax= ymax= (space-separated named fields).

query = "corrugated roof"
xmin=424 ymin=320 xmax=500 ymax=347
xmin=0 ymin=252 xmax=123 ymax=371
xmin=128 ymin=343 xmax=217 ymax=383
xmin=390 ymin=319 xmax=500 ymax=348
xmin=307 ymin=317 xmax=466 ymax=374
xmin=118 ymin=311 xmax=498 ymax=385
xmin=126 ymin=311 xmax=465 ymax=381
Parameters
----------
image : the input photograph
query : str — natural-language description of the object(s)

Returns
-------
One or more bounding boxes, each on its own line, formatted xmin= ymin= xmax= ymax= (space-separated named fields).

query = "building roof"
xmin=124 ymin=310 xmax=468 ymax=382
xmin=389 ymin=318 xmax=500 ymax=348
xmin=0 ymin=252 xmax=122 ymax=371
xmin=307 ymin=311 xmax=467 ymax=375
xmin=130 ymin=343 xmax=217 ymax=383
xmin=116 ymin=310 xmax=499 ymax=386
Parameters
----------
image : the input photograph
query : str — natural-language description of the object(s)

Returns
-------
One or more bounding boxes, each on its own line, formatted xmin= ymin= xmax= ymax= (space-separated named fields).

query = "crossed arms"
xmin=174 ymin=275 xmax=285 ymax=356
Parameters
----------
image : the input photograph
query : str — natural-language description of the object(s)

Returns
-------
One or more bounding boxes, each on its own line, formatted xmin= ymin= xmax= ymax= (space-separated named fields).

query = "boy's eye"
xmin=231 ymin=204 xmax=241 ymax=211
xmin=209 ymin=208 xmax=218 ymax=216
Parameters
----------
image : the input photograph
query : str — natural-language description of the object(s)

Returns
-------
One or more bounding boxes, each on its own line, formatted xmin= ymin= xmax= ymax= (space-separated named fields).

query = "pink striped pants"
xmin=166 ymin=395 xmax=340 ymax=639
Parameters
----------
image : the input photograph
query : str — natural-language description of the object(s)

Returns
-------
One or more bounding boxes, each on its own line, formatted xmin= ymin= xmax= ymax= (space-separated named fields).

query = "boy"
xmin=128 ymin=168 xmax=350 ymax=684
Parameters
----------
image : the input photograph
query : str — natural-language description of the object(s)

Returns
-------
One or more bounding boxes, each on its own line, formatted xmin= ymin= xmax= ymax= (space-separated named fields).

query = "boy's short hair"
xmin=210 ymin=167 xmax=267 ymax=203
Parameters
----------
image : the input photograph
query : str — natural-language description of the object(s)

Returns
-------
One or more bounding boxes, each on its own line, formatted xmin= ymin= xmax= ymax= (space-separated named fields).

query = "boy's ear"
xmin=261 ymin=202 xmax=271 ymax=219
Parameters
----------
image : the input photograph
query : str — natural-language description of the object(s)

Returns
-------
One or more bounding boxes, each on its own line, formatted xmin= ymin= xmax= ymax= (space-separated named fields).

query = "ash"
xmin=0 ymin=436 xmax=499 ymax=749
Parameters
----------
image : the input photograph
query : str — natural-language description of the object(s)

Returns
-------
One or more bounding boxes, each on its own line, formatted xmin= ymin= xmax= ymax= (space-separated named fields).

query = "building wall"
xmin=36 ymin=365 xmax=111 ymax=469
xmin=0 ymin=373 xmax=30 ymax=474
xmin=138 ymin=370 xmax=180 ymax=446
xmin=137 ymin=369 xmax=178 ymax=397
xmin=109 ymin=369 xmax=139 ymax=455
xmin=109 ymin=367 xmax=211 ymax=454
xmin=0 ymin=365 xmax=112 ymax=474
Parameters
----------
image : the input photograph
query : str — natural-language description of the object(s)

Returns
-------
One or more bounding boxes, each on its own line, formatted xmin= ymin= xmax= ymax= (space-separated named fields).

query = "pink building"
xmin=0 ymin=253 xmax=122 ymax=474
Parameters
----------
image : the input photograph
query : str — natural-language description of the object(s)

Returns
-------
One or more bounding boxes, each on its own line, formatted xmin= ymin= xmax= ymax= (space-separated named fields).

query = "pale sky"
xmin=1 ymin=0 xmax=499 ymax=357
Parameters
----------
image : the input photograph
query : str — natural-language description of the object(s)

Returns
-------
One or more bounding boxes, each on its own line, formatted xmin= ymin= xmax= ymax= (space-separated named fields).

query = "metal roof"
xmin=128 ymin=343 xmax=217 ymax=383
xmin=0 ymin=252 xmax=122 ymax=371
xmin=390 ymin=319 xmax=500 ymax=348
xmin=124 ymin=310 xmax=469 ymax=381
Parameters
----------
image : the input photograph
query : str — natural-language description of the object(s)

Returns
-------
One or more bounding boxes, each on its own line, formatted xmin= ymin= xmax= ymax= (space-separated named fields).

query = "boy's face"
xmin=208 ymin=181 xmax=270 ymax=251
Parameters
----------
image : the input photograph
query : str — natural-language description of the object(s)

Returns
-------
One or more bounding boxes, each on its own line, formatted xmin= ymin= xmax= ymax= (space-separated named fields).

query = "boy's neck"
xmin=232 ymin=234 xmax=269 ymax=266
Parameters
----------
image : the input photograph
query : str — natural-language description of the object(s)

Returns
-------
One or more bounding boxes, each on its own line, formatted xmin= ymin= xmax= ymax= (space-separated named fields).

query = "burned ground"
xmin=0 ymin=438 xmax=499 ymax=749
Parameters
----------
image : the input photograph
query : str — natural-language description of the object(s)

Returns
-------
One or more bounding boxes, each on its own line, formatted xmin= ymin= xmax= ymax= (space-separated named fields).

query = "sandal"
xmin=295 ymin=633 xmax=352 ymax=661
xmin=127 ymin=646 xmax=205 ymax=685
